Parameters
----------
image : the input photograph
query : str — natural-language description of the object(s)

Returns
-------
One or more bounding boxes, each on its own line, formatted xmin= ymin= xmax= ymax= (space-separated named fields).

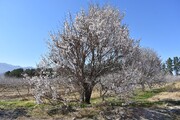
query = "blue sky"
xmin=0 ymin=0 xmax=179 ymax=67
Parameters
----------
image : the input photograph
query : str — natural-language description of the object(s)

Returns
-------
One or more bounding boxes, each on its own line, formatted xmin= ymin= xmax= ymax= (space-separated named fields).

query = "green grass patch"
xmin=133 ymin=87 xmax=166 ymax=101
xmin=0 ymin=99 xmax=36 ymax=109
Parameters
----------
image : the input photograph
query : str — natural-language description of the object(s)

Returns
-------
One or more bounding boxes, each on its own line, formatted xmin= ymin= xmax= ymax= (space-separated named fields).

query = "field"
xmin=0 ymin=77 xmax=180 ymax=119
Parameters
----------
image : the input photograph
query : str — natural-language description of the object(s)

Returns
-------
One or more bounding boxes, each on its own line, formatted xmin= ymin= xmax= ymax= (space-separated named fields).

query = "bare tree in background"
xmin=99 ymin=45 xmax=141 ymax=100
xmin=45 ymin=4 xmax=139 ymax=104
xmin=137 ymin=48 xmax=163 ymax=91
xmin=0 ymin=76 xmax=30 ymax=99
xmin=99 ymin=47 xmax=163 ymax=100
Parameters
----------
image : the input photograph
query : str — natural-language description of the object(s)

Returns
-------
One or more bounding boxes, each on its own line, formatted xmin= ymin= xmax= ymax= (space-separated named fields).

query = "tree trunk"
xmin=141 ymin=83 xmax=145 ymax=91
xmin=84 ymin=86 xmax=93 ymax=104
xmin=80 ymin=83 xmax=93 ymax=104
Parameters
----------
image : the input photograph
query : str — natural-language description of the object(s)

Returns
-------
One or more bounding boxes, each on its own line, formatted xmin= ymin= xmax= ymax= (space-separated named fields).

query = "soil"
xmin=100 ymin=106 xmax=180 ymax=120
xmin=0 ymin=106 xmax=180 ymax=120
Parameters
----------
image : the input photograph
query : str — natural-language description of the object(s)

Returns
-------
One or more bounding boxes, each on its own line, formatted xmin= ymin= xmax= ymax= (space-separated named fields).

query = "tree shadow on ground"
xmin=0 ymin=108 xmax=30 ymax=119
xmin=163 ymin=99 xmax=180 ymax=105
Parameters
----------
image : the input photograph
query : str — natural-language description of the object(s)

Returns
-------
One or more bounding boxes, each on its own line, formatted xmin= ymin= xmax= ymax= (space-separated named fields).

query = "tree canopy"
xmin=25 ymin=4 xmax=163 ymax=104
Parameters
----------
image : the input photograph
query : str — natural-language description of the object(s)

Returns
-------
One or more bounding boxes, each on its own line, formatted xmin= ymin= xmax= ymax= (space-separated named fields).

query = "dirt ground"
xmin=0 ymin=81 xmax=180 ymax=119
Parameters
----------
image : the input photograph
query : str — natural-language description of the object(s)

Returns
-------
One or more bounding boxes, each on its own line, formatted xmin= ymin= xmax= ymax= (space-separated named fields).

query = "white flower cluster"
xmin=25 ymin=68 xmax=59 ymax=104
xmin=31 ymin=76 xmax=55 ymax=104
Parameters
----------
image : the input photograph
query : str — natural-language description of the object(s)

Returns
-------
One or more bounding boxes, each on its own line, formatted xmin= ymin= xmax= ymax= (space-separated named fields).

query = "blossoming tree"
xmin=45 ymin=5 xmax=139 ymax=104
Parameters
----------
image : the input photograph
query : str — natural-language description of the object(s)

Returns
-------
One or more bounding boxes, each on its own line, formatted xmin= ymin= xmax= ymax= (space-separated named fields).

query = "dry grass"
xmin=148 ymin=81 xmax=180 ymax=102
xmin=0 ymin=86 xmax=33 ymax=100
xmin=148 ymin=92 xmax=180 ymax=102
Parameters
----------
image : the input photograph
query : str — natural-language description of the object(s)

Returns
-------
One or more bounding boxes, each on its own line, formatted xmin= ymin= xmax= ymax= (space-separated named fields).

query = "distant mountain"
xmin=0 ymin=63 xmax=33 ymax=74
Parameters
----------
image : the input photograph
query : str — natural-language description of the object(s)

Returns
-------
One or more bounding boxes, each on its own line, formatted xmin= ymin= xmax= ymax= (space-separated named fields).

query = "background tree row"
xmin=162 ymin=57 xmax=180 ymax=76
xmin=4 ymin=68 xmax=36 ymax=78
